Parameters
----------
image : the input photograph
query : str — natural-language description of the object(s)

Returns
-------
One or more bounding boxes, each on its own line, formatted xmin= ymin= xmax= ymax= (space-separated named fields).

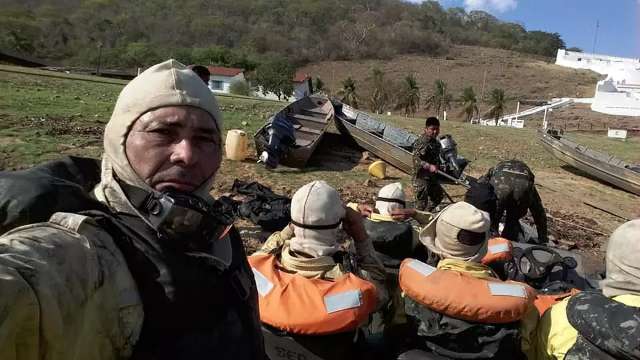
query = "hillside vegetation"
xmin=303 ymin=45 xmax=601 ymax=119
xmin=2 ymin=0 xmax=568 ymax=70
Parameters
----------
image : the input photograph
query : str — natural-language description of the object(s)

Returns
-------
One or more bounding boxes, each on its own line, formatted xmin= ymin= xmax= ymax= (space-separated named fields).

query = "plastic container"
xmin=368 ymin=160 xmax=387 ymax=179
xmin=225 ymin=129 xmax=248 ymax=161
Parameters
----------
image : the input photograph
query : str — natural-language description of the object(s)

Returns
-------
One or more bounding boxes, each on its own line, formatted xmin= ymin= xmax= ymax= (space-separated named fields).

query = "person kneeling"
xmin=398 ymin=202 xmax=538 ymax=359
xmin=249 ymin=181 xmax=388 ymax=359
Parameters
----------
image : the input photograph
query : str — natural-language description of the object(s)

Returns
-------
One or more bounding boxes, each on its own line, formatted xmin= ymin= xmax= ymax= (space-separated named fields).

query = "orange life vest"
xmin=248 ymin=253 xmax=378 ymax=335
xmin=481 ymin=237 xmax=514 ymax=265
xmin=399 ymin=258 xmax=536 ymax=324
xmin=533 ymin=289 xmax=581 ymax=316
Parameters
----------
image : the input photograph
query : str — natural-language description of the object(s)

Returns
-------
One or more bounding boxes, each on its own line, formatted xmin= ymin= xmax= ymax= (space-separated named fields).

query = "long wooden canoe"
xmin=334 ymin=103 xmax=417 ymax=174
xmin=254 ymin=95 xmax=334 ymax=168
xmin=539 ymin=129 xmax=640 ymax=195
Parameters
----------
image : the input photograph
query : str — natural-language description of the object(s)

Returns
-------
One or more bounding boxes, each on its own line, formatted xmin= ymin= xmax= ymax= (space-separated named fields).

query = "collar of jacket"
xmin=369 ymin=213 xmax=396 ymax=222
xmin=437 ymin=258 xmax=497 ymax=279
xmin=280 ymin=243 xmax=338 ymax=275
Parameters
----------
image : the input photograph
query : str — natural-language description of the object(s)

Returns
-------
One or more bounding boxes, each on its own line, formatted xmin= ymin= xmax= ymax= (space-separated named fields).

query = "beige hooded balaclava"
xmin=94 ymin=59 xmax=222 ymax=214
xmin=375 ymin=182 xmax=406 ymax=216
xmin=289 ymin=181 xmax=346 ymax=257
xmin=601 ymin=219 xmax=640 ymax=297
xmin=419 ymin=201 xmax=490 ymax=263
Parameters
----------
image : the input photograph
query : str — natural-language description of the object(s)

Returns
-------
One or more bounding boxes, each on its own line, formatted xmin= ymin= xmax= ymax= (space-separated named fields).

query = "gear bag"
xmin=232 ymin=179 xmax=291 ymax=232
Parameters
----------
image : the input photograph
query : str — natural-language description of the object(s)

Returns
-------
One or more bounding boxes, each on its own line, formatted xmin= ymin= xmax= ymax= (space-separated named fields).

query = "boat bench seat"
xmin=291 ymin=114 xmax=327 ymax=124
xmin=294 ymin=125 xmax=322 ymax=135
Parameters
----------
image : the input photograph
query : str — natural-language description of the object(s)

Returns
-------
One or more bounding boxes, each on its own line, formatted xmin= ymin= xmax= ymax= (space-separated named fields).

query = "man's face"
xmin=125 ymin=106 xmax=221 ymax=193
xmin=424 ymin=125 xmax=440 ymax=138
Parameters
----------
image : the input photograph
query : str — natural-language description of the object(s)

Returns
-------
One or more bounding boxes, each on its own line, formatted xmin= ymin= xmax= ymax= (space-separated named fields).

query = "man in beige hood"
xmin=0 ymin=60 xmax=263 ymax=359
xmin=257 ymin=180 xmax=388 ymax=305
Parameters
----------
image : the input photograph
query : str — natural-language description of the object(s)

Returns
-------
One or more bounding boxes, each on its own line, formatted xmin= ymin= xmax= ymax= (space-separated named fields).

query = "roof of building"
xmin=207 ymin=66 xmax=244 ymax=77
xmin=293 ymin=71 xmax=310 ymax=83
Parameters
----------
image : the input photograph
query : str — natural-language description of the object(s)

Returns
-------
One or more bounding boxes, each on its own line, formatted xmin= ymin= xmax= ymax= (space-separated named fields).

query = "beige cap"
xmin=376 ymin=182 xmax=406 ymax=216
xmin=289 ymin=181 xmax=345 ymax=257
xmin=602 ymin=219 xmax=640 ymax=297
xmin=102 ymin=59 xmax=222 ymax=196
xmin=419 ymin=201 xmax=490 ymax=263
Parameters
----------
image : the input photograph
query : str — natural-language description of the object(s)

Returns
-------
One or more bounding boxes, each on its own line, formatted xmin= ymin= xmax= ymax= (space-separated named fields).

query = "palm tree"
xmin=486 ymin=88 xmax=507 ymax=123
xmin=337 ymin=77 xmax=359 ymax=108
xmin=395 ymin=74 xmax=421 ymax=117
xmin=424 ymin=79 xmax=452 ymax=119
xmin=369 ymin=68 xmax=389 ymax=114
xmin=459 ymin=86 xmax=479 ymax=122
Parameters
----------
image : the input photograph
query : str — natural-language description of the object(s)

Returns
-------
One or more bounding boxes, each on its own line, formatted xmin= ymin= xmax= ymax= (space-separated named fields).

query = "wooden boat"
xmin=254 ymin=95 xmax=334 ymax=168
xmin=539 ymin=129 xmax=640 ymax=195
xmin=333 ymin=102 xmax=417 ymax=174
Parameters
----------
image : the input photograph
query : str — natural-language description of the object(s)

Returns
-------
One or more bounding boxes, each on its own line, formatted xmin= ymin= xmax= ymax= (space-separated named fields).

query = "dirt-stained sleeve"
xmin=256 ymin=224 xmax=294 ymax=254
xmin=412 ymin=136 xmax=428 ymax=178
xmin=0 ymin=219 xmax=142 ymax=360
xmin=353 ymin=237 xmax=389 ymax=308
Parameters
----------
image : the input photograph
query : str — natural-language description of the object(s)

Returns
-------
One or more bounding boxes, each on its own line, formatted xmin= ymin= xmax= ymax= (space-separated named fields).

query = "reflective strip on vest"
xmin=252 ymin=268 xmax=274 ymax=297
xmin=407 ymin=259 xmax=436 ymax=277
xmin=488 ymin=283 xmax=527 ymax=298
xmin=324 ymin=290 xmax=363 ymax=313
xmin=488 ymin=243 xmax=510 ymax=254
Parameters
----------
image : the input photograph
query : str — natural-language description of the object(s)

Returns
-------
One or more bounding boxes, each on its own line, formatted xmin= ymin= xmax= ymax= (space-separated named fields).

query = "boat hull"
xmin=255 ymin=96 xmax=334 ymax=168
xmin=334 ymin=114 xmax=414 ymax=174
xmin=539 ymin=131 xmax=640 ymax=195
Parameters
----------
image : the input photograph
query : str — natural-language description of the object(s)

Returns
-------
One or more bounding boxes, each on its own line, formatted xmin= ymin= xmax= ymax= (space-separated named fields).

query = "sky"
xmin=411 ymin=0 xmax=640 ymax=58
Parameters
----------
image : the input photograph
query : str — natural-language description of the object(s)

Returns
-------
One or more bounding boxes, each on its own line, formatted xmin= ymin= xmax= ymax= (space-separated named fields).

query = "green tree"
xmin=313 ymin=77 xmax=325 ymax=93
xmin=229 ymin=79 xmax=252 ymax=96
xmin=255 ymin=56 xmax=295 ymax=101
xmin=395 ymin=74 xmax=421 ymax=117
xmin=459 ymin=86 xmax=479 ymax=122
xmin=337 ymin=77 xmax=359 ymax=108
xmin=368 ymin=68 xmax=391 ymax=114
xmin=486 ymin=88 xmax=507 ymax=122
xmin=424 ymin=79 xmax=452 ymax=118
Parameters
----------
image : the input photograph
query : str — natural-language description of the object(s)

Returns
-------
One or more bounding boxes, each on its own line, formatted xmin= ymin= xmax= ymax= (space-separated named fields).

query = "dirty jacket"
xmin=534 ymin=293 xmax=640 ymax=360
xmin=257 ymin=225 xmax=389 ymax=308
xmin=0 ymin=158 xmax=264 ymax=360
xmin=412 ymin=134 xmax=442 ymax=180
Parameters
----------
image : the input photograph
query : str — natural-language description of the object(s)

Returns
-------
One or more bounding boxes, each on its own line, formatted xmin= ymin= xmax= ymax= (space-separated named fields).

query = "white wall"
xmin=556 ymin=49 xmax=640 ymax=75
xmin=592 ymin=80 xmax=640 ymax=116
xmin=556 ymin=49 xmax=640 ymax=117
xmin=256 ymin=80 xmax=311 ymax=102
xmin=209 ymin=73 xmax=245 ymax=94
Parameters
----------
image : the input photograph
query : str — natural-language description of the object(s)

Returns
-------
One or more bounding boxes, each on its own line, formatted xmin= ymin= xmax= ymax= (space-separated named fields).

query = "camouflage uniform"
xmin=412 ymin=134 xmax=443 ymax=211
xmin=480 ymin=160 xmax=548 ymax=243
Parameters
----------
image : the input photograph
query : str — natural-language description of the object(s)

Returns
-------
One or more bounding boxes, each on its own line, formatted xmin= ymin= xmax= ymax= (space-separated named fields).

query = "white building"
xmin=257 ymin=71 xmax=312 ymax=102
xmin=556 ymin=49 xmax=640 ymax=117
xmin=206 ymin=66 xmax=246 ymax=94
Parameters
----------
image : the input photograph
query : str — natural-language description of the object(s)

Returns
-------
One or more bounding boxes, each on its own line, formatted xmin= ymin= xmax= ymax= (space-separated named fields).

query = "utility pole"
xmin=592 ymin=20 xmax=600 ymax=54
xmin=480 ymin=69 xmax=487 ymax=101
xmin=96 ymin=42 xmax=103 ymax=76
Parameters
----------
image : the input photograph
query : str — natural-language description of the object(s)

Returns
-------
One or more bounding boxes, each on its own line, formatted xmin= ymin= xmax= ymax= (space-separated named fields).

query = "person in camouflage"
xmin=479 ymin=159 xmax=548 ymax=244
xmin=412 ymin=117 xmax=443 ymax=211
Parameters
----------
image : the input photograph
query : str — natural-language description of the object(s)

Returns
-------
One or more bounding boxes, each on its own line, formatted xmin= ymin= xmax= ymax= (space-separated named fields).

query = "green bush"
xmin=229 ymin=80 xmax=252 ymax=96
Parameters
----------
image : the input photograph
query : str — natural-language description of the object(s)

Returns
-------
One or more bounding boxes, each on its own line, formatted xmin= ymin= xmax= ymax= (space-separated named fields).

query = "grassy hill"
xmin=302 ymin=45 xmax=601 ymax=118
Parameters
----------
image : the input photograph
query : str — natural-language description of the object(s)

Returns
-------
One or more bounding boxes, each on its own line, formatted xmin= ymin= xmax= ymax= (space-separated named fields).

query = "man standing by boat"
xmin=412 ymin=116 xmax=444 ymax=211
